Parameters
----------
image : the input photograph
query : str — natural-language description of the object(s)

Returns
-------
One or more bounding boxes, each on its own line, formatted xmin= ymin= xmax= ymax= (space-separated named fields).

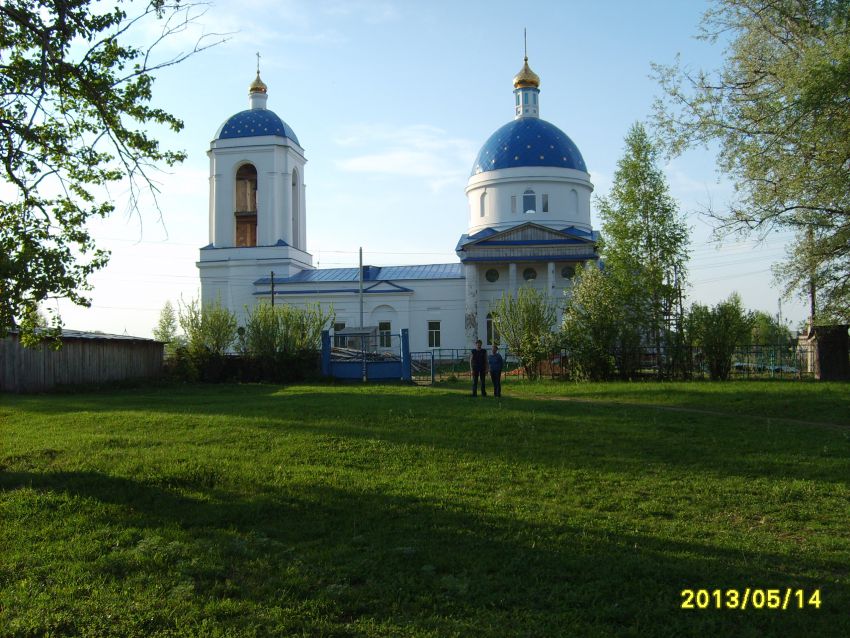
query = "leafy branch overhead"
xmin=0 ymin=1 xmax=226 ymax=344
xmin=652 ymin=0 xmax=850 ymax=321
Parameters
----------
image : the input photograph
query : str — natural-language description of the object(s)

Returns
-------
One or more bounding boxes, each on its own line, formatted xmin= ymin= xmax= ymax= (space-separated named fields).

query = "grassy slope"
xmin=1 ymin=381 xmax=849 ymax=637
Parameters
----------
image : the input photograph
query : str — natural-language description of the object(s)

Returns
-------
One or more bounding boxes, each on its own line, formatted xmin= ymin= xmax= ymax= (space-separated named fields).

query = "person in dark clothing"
xmin=488 ymin=344 xmax=504 ymax=397
xmin=470 ymin=339 xmax=488 ymax=396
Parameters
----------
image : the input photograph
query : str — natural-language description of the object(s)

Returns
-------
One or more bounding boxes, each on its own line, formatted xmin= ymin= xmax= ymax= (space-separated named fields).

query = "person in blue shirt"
xmin=488 ymin=344 xmax=504 ymax=397
xmin=469 ymin=339 xmax=488 ymax=396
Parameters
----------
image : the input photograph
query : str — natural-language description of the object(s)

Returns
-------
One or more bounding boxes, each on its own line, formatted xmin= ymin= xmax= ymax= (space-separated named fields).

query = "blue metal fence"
xmin=321 ymin=329 xmax=411 ymax=381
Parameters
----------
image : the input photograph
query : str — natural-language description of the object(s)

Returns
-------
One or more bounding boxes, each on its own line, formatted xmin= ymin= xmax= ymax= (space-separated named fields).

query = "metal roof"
xmin=7 ymin=329 xmax=161 ymax=343
xmin=255 ymin=263 xmax=463 ymax=285
xmin=216 ymin=109 xmax=300 ymax=144
xmin=471 ymin=118 xmax=587 ymax=176
xmin=456 ymin=225 xmax=598 ymax=251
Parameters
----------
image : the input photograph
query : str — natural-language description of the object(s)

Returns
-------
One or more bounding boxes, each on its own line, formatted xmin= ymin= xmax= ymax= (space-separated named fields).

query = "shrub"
xmin=491 ymin=288 xmax=557 ymax=380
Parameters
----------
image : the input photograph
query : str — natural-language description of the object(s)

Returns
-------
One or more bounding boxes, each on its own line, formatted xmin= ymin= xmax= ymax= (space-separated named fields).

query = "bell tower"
xmin=198 ymin=68 xmax=313 ymax=317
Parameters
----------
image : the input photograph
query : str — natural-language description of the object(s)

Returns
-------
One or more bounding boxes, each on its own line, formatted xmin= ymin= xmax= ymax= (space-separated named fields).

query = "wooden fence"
xmin=0 ymin=331 xmax=163 ymax=393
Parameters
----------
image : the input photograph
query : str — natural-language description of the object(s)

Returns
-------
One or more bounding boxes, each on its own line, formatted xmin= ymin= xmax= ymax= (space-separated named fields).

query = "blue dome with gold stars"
xmin=470 ymin=118 xmax=585 ymax=176
xmin=216 ymin=109 xmax=300 ymax=145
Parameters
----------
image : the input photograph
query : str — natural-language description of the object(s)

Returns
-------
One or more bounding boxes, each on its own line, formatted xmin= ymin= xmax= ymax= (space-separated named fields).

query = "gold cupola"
xmin=513 ymin=56 xmax=540 ymax=89
xmin=248 ymin=69 xmax=269 ymax=110
xmin=249 ymin=71 xmax=268 ymax=94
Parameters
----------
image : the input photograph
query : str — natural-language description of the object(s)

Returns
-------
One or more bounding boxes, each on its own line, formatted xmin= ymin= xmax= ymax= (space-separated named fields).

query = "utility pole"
xmin=270 ymin=270 xmax=275 ymax=307
xmin=358 ymin=247 xmax=364 ymax=328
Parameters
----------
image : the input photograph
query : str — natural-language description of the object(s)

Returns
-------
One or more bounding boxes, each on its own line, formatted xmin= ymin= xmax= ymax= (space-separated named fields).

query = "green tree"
xmin=152 ymin=300 xmax=180 ymax=357
xmin=596 ymin=122 xmax=690 ymax=374
xmin=750 ymin=310 xmax=793 ymax=347
xmin=653 ymin=0 xmax=850 ymax=320
xmin=687 ymin=293 xmax=753 ymax=381
xmin=179 ymin=297 xmax=237 ymax=358
xmin=491 ymin=287 xmax=557 ymax=380
xmin=561 ymin=264 xmax=629 ymax=380
xmin=0 ymin=1 xmax=220 ymax=344
xmin=240 ymin=302 xmax=334 ymax=357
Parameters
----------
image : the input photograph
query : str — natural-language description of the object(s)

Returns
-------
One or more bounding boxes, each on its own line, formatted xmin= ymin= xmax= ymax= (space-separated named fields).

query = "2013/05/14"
xmin=681 ymin=588 xmax=821 ymax=610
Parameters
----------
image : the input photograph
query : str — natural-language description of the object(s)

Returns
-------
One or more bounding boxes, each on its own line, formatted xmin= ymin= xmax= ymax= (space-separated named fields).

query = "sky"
xmin=51 ymin=0 xmax=809 ymax=337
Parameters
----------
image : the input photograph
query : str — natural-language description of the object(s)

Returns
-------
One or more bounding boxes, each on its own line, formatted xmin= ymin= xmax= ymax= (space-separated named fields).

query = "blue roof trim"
xmin=217 ymin=109 xmax=300 ymax=144
xmin=200 ymin=239 xmax=291 ymax=250
xmin=471 ymin=118 xmax=587 ymax=176
xmin=459 ymin=253 xmax=600 ymax=263
xmin=253 ymin=287 xmax=413 ymax=296
xmin=456 ymin=224 xmax=598 ymax=250
xmin=479 ymin=239 xmax=592 ymax=246
xmin=254 ymin=263 xmax=463 ymax=285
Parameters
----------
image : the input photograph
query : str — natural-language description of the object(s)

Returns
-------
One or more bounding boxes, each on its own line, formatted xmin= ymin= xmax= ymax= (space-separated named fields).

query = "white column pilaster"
xmin=464 ymin=263 xmax=479 ymax=346
xmin=547 ymin=262 xmax=556 ymax=298
xmin=508 ymin=262 xmax=517 ymax=296
xmin=283 ymin=172 xmax=293 ymax=247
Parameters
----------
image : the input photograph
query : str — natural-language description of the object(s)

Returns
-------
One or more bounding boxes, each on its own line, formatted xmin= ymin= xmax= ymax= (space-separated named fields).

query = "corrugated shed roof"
xmin=255 ymin=263 xmax=463 ymax=285
xmin=8 ymin=329 xmax=160 ymax=343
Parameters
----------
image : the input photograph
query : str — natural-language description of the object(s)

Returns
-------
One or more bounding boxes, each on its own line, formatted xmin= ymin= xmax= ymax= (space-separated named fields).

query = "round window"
xmin=561 ymin=265 xmax=576 ymax=279
xmin=485 ymin=268 xmax=499 ymax=283
xmin=523 ymin=267 xmax=537 ymax=281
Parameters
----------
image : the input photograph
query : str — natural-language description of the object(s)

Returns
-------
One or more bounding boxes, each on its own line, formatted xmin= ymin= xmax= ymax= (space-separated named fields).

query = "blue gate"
xmin=321 ymin=329 xmax=411 ymax=382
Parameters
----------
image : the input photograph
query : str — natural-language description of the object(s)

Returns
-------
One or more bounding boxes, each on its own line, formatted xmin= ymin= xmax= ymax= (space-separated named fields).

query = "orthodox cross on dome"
xmin=248 ymin=53 xmax=269 ymax=109
xmin=513 ymin=30 xmax=540 ymax=119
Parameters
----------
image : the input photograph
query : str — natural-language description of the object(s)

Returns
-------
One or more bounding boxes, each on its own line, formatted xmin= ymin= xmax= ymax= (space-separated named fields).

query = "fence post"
xmin=430 ymin=349 xmax=435 ymax=384
xmin=321 ymin=330 xmax=331 ymax=377
xmin=401 ymin=329 xmax=411 ymax=382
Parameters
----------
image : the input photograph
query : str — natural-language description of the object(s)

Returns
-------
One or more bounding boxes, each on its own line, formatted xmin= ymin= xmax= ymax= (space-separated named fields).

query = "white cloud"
xmin=322 ymin=1 xmax=401 ymax=24
xmin=334 ymin=123 xmax=477 ymax=192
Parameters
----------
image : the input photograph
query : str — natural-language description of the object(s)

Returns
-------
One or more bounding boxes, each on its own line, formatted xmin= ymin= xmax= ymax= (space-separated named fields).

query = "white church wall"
xmin=209 ymin=137 xmax=305 ymax=249
xmin=404 ymin=278 xmax=465 ymax=351
xmin=466 ymin=166 xmax=593 ymax=234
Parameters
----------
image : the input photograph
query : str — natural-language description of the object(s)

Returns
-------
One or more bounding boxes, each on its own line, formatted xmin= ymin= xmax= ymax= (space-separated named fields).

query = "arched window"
xmin=523 ymin=189 xmax=536 ymax=214
xmin=570 ymin=188 xmax=579 ymax=215
xmin=235 ymin=163 xmax=257 ymax=247
xmin=292 ymin=169 xmax=300 ymax=250
xmin=479 ymin=192 xmax=487 ymax=218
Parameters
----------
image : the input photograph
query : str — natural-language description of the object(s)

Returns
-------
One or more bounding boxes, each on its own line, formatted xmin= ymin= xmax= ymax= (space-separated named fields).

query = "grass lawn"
xmin=1 ymin=380 xmax=849 ymax=637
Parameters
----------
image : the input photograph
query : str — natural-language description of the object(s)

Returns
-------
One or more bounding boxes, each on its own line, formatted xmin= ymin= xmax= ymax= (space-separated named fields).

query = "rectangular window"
xmin=333 ymin=322 xmax=346 ymax=347
xmin=542 ymin=194 xmax=549 ymax=213
xmin=511 ymin=195 xmax=517 ymax=214
xmin=523 ymin=92 xmax=529 ymax=105
xmin=486 ymin=315 xmax=500 ymax=346
xmin=379 ymin=321 xmax=392 ymax=348
xmin=428 ymin=321 xmax=441 ymax=348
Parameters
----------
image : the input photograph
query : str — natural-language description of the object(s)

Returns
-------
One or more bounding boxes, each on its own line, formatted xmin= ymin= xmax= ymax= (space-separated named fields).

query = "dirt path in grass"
xmin=528 ymin=395 xmax=850 ymax=431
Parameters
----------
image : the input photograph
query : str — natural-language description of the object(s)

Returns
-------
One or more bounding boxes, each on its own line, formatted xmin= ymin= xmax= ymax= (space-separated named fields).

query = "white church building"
xmin=197 ymin=57 xmax=599 ymax=351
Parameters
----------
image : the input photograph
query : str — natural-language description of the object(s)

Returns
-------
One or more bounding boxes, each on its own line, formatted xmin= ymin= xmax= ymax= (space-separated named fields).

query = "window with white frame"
xmin=378 ymin=321 xmax=392 ymax=348
xmin=511 ymin=195 xmax=517 ymax=214
xmin=428 ymin=321 xmax=441 ymax=348
xmin=479 ymin=192 xmax=487 ymax=218
xmin=542 ymin=193 xmax=549 ymax=213
xmin=523 ymin=189 xmax=536 ymax=214
xmin=333 ymin=322 xmax=346 ymax=347
xmin=486 ymin=313 xmax=500 ymax=346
